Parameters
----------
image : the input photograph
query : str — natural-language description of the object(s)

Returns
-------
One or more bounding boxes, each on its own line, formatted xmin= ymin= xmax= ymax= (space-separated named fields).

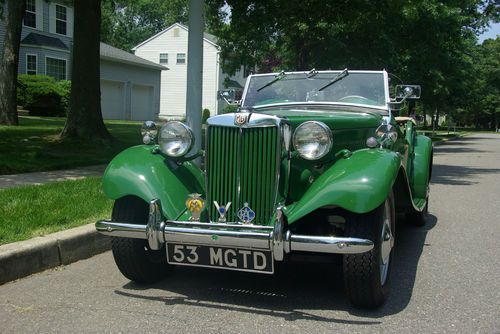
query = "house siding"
xmin=18 ymin=46 xmax=70 ymax=78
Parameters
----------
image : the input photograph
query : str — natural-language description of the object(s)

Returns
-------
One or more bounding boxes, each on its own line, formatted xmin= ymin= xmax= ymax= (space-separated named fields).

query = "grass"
xmin=0 ymin=116 xmax=142 ymax=175
xmin=0 ymin=176 xmax=112 ymax=245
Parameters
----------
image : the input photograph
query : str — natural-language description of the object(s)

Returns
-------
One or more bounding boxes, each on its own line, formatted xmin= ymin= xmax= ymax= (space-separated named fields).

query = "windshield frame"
xmin=241 ymin=70 xmax=390 ymax=113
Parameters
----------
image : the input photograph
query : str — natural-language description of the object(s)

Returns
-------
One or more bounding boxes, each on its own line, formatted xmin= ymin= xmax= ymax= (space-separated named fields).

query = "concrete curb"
xmin=0 ymin=224 xmax=110 ymax=285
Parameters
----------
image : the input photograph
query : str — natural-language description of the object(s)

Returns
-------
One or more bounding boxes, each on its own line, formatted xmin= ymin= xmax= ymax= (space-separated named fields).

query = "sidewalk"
xmin=0 ymin=165 xmax=107 ymax=189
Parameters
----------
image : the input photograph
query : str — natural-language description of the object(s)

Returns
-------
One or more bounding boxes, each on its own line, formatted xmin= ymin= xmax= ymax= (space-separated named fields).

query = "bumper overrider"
xmin=96 ymin=199 xmax=374 ymax=273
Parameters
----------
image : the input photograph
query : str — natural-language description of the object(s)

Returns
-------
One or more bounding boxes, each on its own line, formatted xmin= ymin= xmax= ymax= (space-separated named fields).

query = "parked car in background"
xmin=96 ymin=69 xmax=433 ymax=308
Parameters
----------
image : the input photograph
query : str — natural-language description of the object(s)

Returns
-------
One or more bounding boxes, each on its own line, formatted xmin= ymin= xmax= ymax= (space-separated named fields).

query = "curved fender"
xmin=284 ymin=149 xmax=401 ymax=224
xmin=102 ymin=145 xmax=205 ymax=219
xmin=411 ymin=135 xmax=433 ymax=198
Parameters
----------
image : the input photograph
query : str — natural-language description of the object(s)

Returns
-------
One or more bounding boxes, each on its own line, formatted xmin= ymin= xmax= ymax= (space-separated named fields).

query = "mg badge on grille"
xmin=237 ymin=202 xmax=256 ymax=224
xmin=235 ymin=113 xmax=249 ymax=126
xmin=213 ymin=201 xmax=231 ymax=223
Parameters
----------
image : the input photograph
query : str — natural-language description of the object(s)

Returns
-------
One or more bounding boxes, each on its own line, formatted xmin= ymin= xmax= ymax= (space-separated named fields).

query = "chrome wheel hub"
xmin=380 ymin=200 xmax=393 ymax=285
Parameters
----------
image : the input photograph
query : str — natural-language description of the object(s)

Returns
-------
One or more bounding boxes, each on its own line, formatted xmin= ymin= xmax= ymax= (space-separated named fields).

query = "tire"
xmin=111 ymin=196 xmax=172 ymax=284
xmin=406 ymin=200 xmax=428 ymax=227
xmin=343 ymin=191 xmax=395 ymax=308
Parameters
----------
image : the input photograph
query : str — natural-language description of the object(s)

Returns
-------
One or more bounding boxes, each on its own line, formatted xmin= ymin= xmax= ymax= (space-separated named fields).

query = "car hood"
xmin=254 ymin=106 xmax=383 ymax=130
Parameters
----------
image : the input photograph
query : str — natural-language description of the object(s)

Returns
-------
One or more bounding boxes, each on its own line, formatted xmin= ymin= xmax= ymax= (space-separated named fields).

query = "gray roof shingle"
xmin=100 ymin=42 xmax=168 ymax=71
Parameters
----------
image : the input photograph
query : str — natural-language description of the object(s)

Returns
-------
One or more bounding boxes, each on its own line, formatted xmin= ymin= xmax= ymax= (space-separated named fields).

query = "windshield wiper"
xmin=257 ymin=71 xmax=286 ymax=92
xmin=318 ymin=68 xmax=349 ymax=91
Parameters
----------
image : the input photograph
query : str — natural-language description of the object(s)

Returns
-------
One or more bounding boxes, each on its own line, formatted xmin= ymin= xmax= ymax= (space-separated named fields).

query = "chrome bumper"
xmin=96 ymin=199 xmax=374 ymax=261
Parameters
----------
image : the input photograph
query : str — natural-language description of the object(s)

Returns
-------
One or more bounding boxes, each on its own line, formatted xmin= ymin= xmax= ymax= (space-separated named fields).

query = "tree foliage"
xmin=207 ymin=0 xmax=499 ymax=123
xmin=101 ymin=0 xmax=188 ymax=51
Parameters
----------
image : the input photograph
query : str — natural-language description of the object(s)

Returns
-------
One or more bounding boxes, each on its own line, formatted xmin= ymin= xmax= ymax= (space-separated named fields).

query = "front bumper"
xmin=95 ymin=199 xmax=374 ymax=261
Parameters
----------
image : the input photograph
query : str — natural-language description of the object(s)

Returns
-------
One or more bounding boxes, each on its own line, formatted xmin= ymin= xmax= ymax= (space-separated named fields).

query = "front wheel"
xmin=111 ymin=196 xmax=172 ymax=284
xmin=343 ymin=192 xmax=395 ymax=308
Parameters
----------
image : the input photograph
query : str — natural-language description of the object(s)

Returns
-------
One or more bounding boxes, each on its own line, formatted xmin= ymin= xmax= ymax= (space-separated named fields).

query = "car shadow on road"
xmin=431 ymin=164 xmax=500 ymax=186
xmin=114 ymin=215 xmax=437 ymax=323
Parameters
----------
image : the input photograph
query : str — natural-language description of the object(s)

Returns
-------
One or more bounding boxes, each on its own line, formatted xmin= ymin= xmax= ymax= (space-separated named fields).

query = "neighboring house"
xmin=0 ymin=0 xmax=166 ymax=121
xmin=132 ymin=22 xmax=247 ymax=119
xmin=100 ymin=42 xmax=167 ymax=121
xmin=0 ymin=0 xmax=74 ymax=80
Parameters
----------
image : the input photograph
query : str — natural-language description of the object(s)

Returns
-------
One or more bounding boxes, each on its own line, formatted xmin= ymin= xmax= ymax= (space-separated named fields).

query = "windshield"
xmin=242 ymin=71 xmax=388 ymax=109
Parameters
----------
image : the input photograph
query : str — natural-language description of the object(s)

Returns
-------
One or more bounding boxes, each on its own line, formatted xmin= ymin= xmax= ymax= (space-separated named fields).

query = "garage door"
xmin=101 ymin=80 xmax=125 ymax=119
xmin=131 ymin=84 xmax=154 ymax=121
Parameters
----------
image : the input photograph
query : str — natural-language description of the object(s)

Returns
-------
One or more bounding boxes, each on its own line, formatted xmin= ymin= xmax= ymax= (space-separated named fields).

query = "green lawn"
xmin=0 ymin=176 xmax=113 ymax=245
xmin=0 ymin=116 xmax=142 ymax=175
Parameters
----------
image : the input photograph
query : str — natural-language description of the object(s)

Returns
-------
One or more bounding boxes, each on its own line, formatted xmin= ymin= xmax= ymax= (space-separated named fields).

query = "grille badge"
xmin=234 ymin=113 xmax=249 ymax=126
xmin=238 ymin=202 xmax=256 ymax=224
xmin=213 ymin=201 xmax=231 ymax=223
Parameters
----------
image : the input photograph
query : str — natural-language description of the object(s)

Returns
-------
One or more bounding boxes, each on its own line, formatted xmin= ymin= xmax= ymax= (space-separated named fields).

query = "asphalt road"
xmin=1 ymin=133 xmax=499 ymax=333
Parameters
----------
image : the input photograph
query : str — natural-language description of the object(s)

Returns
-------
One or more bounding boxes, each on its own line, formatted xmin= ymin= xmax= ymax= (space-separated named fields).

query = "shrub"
xmin=17 ymin=75 xmax=71 ymax=116
xmin=202 ymin=108 xmax=210 ymax=123
xmin=222 ymin=104 xmax=238 ymax=114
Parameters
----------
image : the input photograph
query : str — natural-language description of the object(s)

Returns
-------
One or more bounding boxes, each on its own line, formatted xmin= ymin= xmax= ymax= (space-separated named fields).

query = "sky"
xmin=478 ymin=22 xmax=500 ymax=43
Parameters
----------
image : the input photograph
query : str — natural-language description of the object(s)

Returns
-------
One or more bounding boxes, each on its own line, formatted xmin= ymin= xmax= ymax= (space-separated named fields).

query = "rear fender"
xmin=102 ymin=146 xmax=205 ymax=219
xmin=284 ymin=149 xmax=401 ymax=224
xmin=411 ymin=135 xmax=433 ymax=198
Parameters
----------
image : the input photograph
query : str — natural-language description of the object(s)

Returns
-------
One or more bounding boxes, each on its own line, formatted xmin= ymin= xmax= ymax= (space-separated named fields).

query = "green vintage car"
xmin=96 ymin=69 xmax=432 ymax=308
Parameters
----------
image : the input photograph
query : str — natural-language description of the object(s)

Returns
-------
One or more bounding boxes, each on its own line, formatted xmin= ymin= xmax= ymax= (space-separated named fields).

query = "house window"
xmin=26 ymin=54 xmax=37 ymax=75
xmin=176 ymin=53 xmax=186 ymax=64
xmin=24 ymin=0 xmax=37 ymax=28
xmin=55 ymin=5 xmax=67 ymax=35
xmin=46 ymin=57 xmax=66 ymax=80
xmin=159 ymin=53 xmax=168 ymax=64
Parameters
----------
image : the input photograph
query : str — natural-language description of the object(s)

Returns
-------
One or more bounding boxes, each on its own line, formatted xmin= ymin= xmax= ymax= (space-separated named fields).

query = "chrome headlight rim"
xmin=293 ymin=121 xmax=333 ymax=160
xmin=158 ymin=121 xmax=194 ymax=158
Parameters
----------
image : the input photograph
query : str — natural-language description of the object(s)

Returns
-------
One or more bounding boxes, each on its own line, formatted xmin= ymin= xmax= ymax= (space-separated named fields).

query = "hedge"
xmin=17 ymin=74 xmax=71 ymax=116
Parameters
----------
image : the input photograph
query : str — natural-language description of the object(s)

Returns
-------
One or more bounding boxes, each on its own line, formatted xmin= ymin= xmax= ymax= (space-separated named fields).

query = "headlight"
xmin=158 ymin=121 xmax=194 ymax=157
xmin=375 ymin=124 xmax=398 ymax=142
xmin=141 ymin=121 xmax=158 ymax=144
xmin=293 ymin=121 xmax=332 ymax=160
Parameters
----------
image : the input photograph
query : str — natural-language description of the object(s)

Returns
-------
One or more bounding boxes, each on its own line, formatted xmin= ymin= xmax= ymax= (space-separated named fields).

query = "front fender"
xmin=102 ymin=145 xmax=205 ymax=220
xmin=284 ymin=149 xmax=401 ymax=224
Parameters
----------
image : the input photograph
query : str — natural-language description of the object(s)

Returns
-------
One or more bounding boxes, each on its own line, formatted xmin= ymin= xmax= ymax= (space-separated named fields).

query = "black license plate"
xmin=166 ymin=244 xmax=274 ymax=274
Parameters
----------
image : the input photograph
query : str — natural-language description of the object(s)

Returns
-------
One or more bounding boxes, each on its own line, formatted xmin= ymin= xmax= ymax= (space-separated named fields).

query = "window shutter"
xmin=66 ymin=6 xmax=73 ymax=37
xmin=35 ymin=0 xmax=43 ymax=31
xmin=49 ymin=3 xmax=55 ymax=34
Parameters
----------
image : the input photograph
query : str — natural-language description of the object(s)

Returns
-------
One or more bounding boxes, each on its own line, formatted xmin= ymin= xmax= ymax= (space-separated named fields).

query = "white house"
xmin=132 ymin=23 xmax=246 ymax=119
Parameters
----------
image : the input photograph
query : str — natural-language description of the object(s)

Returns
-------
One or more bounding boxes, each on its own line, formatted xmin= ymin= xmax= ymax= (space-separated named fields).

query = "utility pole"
xmin=185 ymin=0 xmax=204 ymax=163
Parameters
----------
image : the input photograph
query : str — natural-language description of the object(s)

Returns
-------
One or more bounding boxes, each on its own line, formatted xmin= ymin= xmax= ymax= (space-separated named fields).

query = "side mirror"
xmin=218 ymin=89 xmax=238 ymax=105
xmin=395 ymin=85 xmax=421 ymax=100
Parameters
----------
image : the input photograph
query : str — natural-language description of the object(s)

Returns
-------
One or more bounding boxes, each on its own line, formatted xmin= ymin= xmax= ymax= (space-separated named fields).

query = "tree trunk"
xmin=0 ymin=0 xmax=26 ymax=125
xmin=61 ymin=0 xmax=110 ymax=140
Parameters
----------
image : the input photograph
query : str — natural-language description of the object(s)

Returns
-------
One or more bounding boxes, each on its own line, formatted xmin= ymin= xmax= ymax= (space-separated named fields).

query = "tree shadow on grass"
xmin=114 ymin=215 xmax=437 ymax=323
